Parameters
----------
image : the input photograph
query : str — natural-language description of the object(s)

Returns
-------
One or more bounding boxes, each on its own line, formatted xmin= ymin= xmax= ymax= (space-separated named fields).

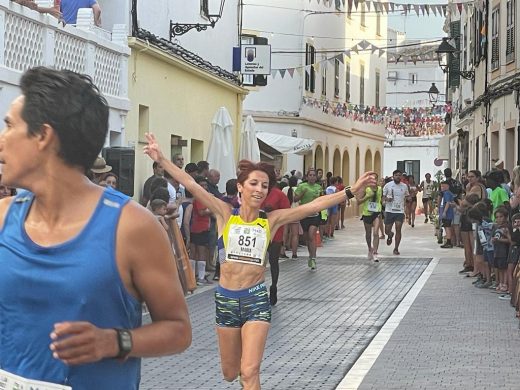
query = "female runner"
xmin=144 ymin=133 xmax=376 ymax=390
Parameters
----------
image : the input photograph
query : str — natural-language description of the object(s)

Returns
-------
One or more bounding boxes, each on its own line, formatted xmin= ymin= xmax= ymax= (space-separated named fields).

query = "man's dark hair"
xmin=150 ymin=187 xmax=169 ymax=203
xmin=392 ymin=169 xmax=402 ymax=175
xmin=225 ymin=179 xmax=238 ymax=196
xmin=197 ymin=160 xmax=209 ymax=173
xmin=150 ymin=177 xmax=168 ymax=196
xmin=20 ymin=67 xmax=109 ymax=171
xmin=153 ymin=162 xmax=159 ymax=170
xmin=444 ymin=168 xmax=453 ymax=178
xmin=194 ymin=175 xmax=208 ymax=185
xmin=185 ymin=163 xmax=198 ymax=174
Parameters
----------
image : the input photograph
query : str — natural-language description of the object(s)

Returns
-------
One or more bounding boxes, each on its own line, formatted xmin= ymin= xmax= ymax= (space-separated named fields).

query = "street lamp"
xmin=435 ymin=37 xmax=475 ymax=80
xmin=428 ymin=83 xmax=440 ymax=106
xmin=170 ymin=0 xmax=226 ymax=39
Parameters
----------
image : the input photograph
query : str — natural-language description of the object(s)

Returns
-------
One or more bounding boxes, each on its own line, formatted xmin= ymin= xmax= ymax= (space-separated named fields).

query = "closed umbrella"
xmin=206 ymin=107 xmax=237 ymax=187
xmin=239 ymin=115 xmax=261 ymax=162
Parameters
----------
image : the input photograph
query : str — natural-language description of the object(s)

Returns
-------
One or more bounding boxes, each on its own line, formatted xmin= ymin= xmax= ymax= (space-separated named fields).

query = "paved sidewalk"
xmin=334 ymin=218 xmax=520 ymax=390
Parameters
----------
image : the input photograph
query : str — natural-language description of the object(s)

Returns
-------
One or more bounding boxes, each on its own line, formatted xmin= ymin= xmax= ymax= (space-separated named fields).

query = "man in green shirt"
xmin=294 ymin=169 xmax=323 ymax=270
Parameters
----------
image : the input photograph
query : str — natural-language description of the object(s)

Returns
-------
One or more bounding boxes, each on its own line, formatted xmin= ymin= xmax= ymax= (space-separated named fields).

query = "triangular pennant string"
xmin=279 ymin=69 xmax=286 ymax=79
xmin=383 ymin=2 xmax=390 ymax=13
xmin=353 ymin=0 xmax=359 ymax=10
xmin=271 ymin=69 xmax=277 ymax=79
xmin=431 ymin=4 xmax=437 ymax=16
xmin=378 ymin=49 xmax=385 ymax=57
xmin=296 ymin=67 xmax=303 ymax=77
xmin=337 ymin=54 xmax=345 ymax=64
xmin=371 ymin=45 xmax=378 ymax=55
xmin=366 ymin=1 xmax=371 ymax=12
xmin=287 ymin=68 xmax=295 ymax=78
xmin=414 ymin=4 xmax=420 ymax=15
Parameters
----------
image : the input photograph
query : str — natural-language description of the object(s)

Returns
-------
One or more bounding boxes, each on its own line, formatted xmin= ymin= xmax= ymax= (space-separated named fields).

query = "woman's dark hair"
xmin=102 ymin=172 xmax=118 ymax=182
xmin=469 ymin=169 xmax=481 ymax=179
xmin=237 ymin=160 xmax=276 ymax=189
xmin=150 ymin=177 xmax=168 ymax=196
xmin=226 ymin=179 xmax=238 ymax=196
xmin=150 ymin=187 xmax=169 ymax=203
xmin=286 ymin=176 xmax=299 ymax=203
xmin=20 ymin=67 xmax=109 ymax=171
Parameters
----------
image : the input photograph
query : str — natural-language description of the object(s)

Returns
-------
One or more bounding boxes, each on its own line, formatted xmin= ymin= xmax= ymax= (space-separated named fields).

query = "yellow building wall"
xmin=127 ymin=38 xmax=247 ymax=200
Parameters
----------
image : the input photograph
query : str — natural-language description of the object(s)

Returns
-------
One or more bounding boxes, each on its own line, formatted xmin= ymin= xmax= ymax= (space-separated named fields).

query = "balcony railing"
xmin=0 ymin=0 xmax=129 ymax=99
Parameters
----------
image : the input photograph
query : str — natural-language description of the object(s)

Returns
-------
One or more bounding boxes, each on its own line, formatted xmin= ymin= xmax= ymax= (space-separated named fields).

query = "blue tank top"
xmin=0 ymin=188 xmax=142 ymax=389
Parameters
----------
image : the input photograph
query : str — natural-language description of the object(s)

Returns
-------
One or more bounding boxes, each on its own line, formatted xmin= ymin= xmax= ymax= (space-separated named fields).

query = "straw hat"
xmin=91 ymin=156 xmax=112 ymax=174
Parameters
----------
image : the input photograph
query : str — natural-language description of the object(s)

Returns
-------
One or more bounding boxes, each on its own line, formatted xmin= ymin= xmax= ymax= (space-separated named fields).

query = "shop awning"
xmin=256 ymin=132 xmax=315 ymax=155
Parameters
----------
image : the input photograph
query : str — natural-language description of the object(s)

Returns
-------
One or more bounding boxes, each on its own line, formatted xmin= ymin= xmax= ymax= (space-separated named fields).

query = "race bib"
xmin=226 ymin=224 xmax=267 ymax=265
xmin=391 ymin=201 xmax=403 ymax=213
xmin=367 ymin=202 xmax=379 ymax=212
xmin=0 ymin=369 xmax=71 ymax=390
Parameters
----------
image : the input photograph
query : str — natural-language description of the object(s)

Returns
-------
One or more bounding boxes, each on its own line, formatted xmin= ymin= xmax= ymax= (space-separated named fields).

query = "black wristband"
xmin=345 ymin=186 xmax=355 ymax=199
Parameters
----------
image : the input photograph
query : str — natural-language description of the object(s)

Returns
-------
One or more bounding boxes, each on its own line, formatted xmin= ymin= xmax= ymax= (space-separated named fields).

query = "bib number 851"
xmin=238 ymin=235 xmax=257 ymax=247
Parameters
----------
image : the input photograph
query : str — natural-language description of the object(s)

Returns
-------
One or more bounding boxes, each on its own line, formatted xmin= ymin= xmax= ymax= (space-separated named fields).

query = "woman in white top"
xmin=282 ymin=176 xmax=300 ymax=259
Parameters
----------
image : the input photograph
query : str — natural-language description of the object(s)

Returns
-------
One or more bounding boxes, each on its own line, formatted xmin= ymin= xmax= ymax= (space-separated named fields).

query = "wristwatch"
xmin=344 ymin=186 xmax=355 ymax=199
xmin=114 ymin=328 xmax=133 ymax=360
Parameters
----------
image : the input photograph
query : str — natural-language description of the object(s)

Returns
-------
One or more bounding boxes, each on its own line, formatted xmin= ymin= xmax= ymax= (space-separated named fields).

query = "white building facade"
xmin=0 ymin=0 xmax=130 ymax=146
xmin=241 ymin=0 xmax=387 ymax=183
xmin=384 ymin=31 xmax=448 ymax=182
xmin=442 ymin=0 xmax=520 ymax=176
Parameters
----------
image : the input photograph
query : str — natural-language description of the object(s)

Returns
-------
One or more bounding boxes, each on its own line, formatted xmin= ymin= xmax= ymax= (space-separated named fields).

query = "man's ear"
xmin=36 ymin=124 xmax=57 ymax=151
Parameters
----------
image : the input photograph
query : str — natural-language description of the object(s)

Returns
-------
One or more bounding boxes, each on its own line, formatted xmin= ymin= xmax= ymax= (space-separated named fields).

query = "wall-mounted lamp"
xmin=170 ymin=0 xmax=226 ymax=39
xmin=435 ymin=37 xmax=475 ymax=80
xmin=428 ymin=83 xmax=439 ymax=106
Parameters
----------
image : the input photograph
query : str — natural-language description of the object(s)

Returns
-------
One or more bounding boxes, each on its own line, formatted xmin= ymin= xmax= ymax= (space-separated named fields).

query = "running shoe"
xmin=498 ymin=293 xmax=511 ymax=300
xmin=280 ymin=253 xmax=289 ymax=259
xmin=440 ymin=243 xmax=453 ymax=248
xmin=386 ymin=232 xmax=394 ymax=246
xmin=269 ymin=285 xmax=278 ymax=306
xmin=373 ymin=253 xmax=379 ymax=262
xmin=424 ymin=218 xmax=428 ymax=223
xmin=309 ymin=258 xmax=316 ymax=270
xmin=368 ymin=249 xmax=374 ymax=261
xmin=292 ymin=254 xmax=298 ymax=259
xmin=393 ymin=249 xmax=400 ymax=255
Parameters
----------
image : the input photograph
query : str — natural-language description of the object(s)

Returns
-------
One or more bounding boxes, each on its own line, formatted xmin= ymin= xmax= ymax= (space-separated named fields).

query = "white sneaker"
xmin=367 ymin=249 xmax=374 ymax=261
xmin=373 ymin=252 xmax=379 ymax=262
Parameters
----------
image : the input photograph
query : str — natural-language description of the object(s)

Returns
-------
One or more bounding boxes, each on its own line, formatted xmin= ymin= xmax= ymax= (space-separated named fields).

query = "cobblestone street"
xmin=141 ymin=254 xmax=430 ymax=389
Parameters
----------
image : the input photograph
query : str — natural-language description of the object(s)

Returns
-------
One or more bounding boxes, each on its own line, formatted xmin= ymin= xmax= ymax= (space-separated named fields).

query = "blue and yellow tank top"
xmin=217 ymin=208 xmax=270 ymax=266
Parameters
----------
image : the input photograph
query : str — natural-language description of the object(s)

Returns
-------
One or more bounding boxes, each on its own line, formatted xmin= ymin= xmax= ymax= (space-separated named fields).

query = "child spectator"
xmin=150 ymin=199 xmax=169 ymax=232
xmin=439 ymin=181 xmax=455 ymax=248
xmin=492 ymin=207 xmax=511 ymax=294
xmin=506 ymin=213 xmax=520 ymax=303
xmin=469 ymin=202 xmax=493 ymax=288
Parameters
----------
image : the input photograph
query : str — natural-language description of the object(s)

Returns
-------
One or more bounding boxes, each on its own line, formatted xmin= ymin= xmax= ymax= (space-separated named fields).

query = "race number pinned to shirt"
xmin=367 ymin=202 xmax=379 ymax=212
xmin=0 ymin=368 xmax=71 ymax=390
xmin=227 ymin=224 xmax=268 ymax=265
xmin=391 ymin=201 xmax=404 ymax=213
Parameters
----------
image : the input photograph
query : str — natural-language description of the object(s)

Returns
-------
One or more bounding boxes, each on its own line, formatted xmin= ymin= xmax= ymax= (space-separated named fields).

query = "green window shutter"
xmin=449 ymin=21 xmax=461 ymax=88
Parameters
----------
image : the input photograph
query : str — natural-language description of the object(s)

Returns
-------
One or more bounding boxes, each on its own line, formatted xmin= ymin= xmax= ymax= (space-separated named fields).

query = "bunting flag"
xmin=304 ymin=0 xmax=475 ymax=17
xmin=269 ymin=39 xmax=441 ymax=79
xmin=301 ymin=96 xmax=449 ymax=138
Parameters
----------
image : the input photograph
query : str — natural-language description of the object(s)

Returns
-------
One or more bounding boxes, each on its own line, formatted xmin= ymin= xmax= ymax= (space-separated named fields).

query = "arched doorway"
xmin=355 ymin=147 xmax=360 ymax=181
xmin=314 ymin=145 xmax=324 ymax=171
xmin=333 ymin=149 xmax=341 ymax=176
xmin=374 ymin=150 xmax=382 ymax=177
xmin=304 ymin=152 xmax=313 ymax=174
xmin=364 ymin=149 xmax=373 ymax=173
xmin=342 ymin=149 xmax=350 ymax=185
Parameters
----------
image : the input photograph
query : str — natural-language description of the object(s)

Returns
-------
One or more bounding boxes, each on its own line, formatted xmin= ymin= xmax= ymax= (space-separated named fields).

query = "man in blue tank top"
xmin=0 ymin=67 xmax=191 ymax=390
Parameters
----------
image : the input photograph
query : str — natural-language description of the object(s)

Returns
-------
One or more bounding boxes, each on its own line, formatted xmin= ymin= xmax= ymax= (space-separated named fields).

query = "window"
xmin=463 ymin=23 xmax=468 ymax=69
xmin=241 ymin=35 xmax=255 ymax=86
xmin=360 ymin=63 xmax=365 ymax=107
xmin=305 ymin=43 xmax=316 ymax=92
xmin=469 ymin=14 xmax=475 ymax=66
xmin=388 ymin=71 xmax=397 ymax=81
xmin=138 ymin=105 xmax=149 ymax=142
xmin=360 ymin=1 xmax=366 ymax=26
xmin=474 ymin=10 xmax=485 ymax=62
xmin=345 ymin=63 xmax=350 ymax=102
xmin=200 ymin=0 xmax=209 ymax=18
xmin=506 ymin=0 xmax=516 ymax=62
xmin=375 ymin=71 xmax=380 ymax=108
xmin=409 ymin=73 xmax=418 ymax=85
xmin=491 ymin=7 xmax=500 ymax=70
xmin=334 ymin=58 xmax=340 ymax=98
xmin=321 ymin=54 xmax=327 ymax=96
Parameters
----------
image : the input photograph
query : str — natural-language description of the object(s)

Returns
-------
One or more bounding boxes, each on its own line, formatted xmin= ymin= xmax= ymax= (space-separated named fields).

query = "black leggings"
xmin=268 ymin=241 xmax=282 ymax=288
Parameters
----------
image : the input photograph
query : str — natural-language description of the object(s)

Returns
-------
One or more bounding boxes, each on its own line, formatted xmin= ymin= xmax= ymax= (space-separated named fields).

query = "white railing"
xmin=0 ymin=0 xmax=129 ymax=99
